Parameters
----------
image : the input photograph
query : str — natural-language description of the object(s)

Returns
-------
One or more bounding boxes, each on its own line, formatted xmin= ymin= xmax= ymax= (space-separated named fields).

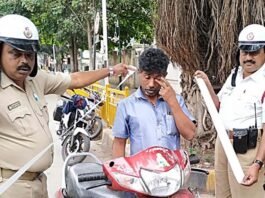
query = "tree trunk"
xmin=156 ymin=0 xmax=265 ymax=152
xmin=70 ymin=35 xmax=79 ymax=72
xmin=87 ymin=20 xmax=93 ymax=70
xmin=180 ymin=72 xmax=217 ymax=150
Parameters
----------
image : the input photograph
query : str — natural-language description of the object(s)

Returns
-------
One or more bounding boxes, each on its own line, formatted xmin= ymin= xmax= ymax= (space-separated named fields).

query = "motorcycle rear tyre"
xmin=61 ymin=133 xmax=90 ymax=166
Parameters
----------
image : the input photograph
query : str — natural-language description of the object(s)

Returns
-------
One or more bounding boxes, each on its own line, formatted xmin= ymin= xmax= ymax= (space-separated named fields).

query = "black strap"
xmin=231 ymin=66 xmax=239 ymax=87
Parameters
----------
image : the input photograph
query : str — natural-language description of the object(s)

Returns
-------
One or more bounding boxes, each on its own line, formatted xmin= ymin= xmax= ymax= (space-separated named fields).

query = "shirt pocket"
xmin=237 ymin=92 xmax=261 ymax=117
xmin=164 ymin=114 xmax=177 ymax=135
xmin=7 ymin=107 xmax=34 ymax=136
xmin=36 ymin=99 xmax=49 ymax=124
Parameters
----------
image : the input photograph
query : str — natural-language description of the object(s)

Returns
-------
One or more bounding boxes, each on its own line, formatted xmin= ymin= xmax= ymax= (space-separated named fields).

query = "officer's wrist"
xmin=108 ymin=67 xmax=114 ymax=76
xmin=253 ymin=159 xmax=264 ymax=170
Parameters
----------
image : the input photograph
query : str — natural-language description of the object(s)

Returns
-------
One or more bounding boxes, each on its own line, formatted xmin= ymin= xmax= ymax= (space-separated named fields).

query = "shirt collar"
xmin=0 ymin=71 xmax=33 ymax=90
xmin=239 ymin=63 xmax=265 ymax=82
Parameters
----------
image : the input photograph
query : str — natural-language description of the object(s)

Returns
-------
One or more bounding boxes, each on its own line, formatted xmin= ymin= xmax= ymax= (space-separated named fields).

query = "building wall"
xmin=166 ymin=63 xmax=182 ymax=94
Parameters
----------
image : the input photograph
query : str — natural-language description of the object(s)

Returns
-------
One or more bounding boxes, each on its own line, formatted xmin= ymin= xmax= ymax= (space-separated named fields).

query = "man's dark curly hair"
xmin=139 ymin=48 xmax=169 ymax=75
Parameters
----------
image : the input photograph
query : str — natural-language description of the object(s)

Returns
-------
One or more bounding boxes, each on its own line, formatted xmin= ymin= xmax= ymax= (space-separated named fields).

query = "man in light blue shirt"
xmin=112 ymin=48 xmax=196 ymax=157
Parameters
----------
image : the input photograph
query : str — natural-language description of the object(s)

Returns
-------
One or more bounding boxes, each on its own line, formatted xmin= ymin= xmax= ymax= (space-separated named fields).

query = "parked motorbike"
xmin=81 ymin=89 xmax=104 ymax=140
xmin=53 ymin=93 xmax=103 ymax=165
xmin=56 ymin=146 xmax=207 ymax=198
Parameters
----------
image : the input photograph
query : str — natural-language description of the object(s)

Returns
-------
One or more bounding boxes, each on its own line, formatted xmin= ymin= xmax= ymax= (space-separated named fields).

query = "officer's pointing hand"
xmin=111 ymin=64 xmax=138 ymax=77
xmin=112 ymin=63 xmax=129 ymax=77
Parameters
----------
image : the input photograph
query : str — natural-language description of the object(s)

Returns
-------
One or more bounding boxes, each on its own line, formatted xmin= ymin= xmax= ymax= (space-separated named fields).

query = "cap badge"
xmin=246 ymin=32 xmax=254 ymax=40
xmin=23 ymin=27 xmax=33 ymax=39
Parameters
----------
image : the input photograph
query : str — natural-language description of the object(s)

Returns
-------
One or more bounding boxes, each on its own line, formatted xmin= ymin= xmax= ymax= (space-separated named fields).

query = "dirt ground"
xmin=194 ymin=148 xmax=215 ymax=169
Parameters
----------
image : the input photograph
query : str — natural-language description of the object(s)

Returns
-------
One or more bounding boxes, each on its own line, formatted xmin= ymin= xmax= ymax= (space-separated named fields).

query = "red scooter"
xmin=56 ymin=146 xmax=206 ymax=198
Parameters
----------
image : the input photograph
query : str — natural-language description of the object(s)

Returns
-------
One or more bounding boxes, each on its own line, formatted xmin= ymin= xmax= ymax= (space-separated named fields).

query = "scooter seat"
xmin=65 ymin=162 xmax=135 ymax=198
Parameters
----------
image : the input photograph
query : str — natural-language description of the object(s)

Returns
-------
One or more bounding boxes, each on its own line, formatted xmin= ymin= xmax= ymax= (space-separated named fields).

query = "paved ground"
xmin=45 ymin=94 xmax=215 ymax=198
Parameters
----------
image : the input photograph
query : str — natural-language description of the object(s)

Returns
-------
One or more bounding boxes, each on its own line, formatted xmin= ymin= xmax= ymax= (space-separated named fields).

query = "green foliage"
xmin=106 ymin=0 xmax=155 ymax=48
xmin=0 ymin=0 xmax=155 ymax=55
xmin=0 ymin=0 xmax=30 ymax=16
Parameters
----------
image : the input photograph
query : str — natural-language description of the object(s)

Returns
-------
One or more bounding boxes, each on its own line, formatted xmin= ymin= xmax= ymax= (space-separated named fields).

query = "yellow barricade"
xmin=66 ymin=88 xmax=90 ymax=97
xmin=66 ymin=83 xmax=130 ymax=127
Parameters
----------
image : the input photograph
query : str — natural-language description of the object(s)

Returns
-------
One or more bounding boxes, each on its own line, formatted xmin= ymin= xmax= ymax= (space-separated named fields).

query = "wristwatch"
xmin=108 ymin=67 xmax=114 ymax=76
xmin=253 ymin=159 xmax=264 ymax=169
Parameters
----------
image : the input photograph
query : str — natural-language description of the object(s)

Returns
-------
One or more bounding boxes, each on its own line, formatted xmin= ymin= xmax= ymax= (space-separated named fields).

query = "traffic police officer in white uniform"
xmin=195 ymin=24 xmax=265 ymax=198
xmin=0 ymin=14 xmax=129 ymax=198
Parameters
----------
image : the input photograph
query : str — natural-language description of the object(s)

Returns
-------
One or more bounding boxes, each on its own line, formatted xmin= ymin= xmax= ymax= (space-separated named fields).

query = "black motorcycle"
xmin=53 ymin=93 xmax=103 ymax=165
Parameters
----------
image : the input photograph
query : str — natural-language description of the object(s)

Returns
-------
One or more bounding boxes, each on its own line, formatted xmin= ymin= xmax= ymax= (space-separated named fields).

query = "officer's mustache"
xmin=17 ymin=64 xmax=31 ymax=71
xmin=243 ymin=60 xmax=255 ymax=64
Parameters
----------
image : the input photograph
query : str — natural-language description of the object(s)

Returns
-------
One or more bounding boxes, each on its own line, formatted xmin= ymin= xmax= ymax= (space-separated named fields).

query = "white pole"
xmin=102 ymin=0 xmax=109 ymax=84
xmin=195 ymin=77 xmax=244 ymax=183
xmin=52 ymin=44 xmax=56 ymax=72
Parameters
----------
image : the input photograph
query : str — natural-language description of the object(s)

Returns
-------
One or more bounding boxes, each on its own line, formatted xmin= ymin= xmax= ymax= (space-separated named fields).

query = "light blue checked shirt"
xmin=112 ymin=88 xmax=195 ymax=155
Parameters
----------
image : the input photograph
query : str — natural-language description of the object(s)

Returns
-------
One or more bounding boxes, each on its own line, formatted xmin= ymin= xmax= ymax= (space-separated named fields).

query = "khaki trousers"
xmin=215 ymin=137 xmax=265 ymax=198
xmin=0 ymin=172 xmax=48 ymax=198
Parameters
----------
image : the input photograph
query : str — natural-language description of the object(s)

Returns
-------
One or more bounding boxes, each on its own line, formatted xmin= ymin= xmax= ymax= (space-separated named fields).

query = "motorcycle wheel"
xmin=61 ymin=133 xmax=90 ymax=166
xmin=87 ymin=117 xmax=103 ymax=140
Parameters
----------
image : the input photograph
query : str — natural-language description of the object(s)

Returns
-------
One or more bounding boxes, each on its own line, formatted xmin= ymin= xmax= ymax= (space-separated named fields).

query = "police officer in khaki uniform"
xmin=195 ymin=24 xmax=265 ymax=198
xmin=0 ymin=14 xmax=130 ymax=198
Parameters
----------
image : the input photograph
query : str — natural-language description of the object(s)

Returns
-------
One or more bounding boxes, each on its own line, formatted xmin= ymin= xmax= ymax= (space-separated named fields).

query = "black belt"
xmin=227 ymin=129 xmax=263 ymax=139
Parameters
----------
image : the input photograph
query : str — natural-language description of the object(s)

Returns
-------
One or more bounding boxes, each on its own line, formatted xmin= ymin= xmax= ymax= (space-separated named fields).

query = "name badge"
xmin=8 ymin=101 xmax=21 ymax=111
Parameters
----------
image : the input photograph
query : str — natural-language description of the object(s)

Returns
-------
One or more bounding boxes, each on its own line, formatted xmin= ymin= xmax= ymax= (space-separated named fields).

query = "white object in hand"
xmin=117 ymin=65 xmax=137 ymax=88
xmin=194 ymin=77 xmax=245 ymax=184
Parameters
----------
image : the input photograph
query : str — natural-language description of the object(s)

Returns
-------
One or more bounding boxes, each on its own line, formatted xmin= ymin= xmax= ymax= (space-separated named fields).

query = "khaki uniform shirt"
xmin=0 ymin=70 xmax=71 ymax=172
xmin=218 ymin=64 xmax=265 ymax=130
